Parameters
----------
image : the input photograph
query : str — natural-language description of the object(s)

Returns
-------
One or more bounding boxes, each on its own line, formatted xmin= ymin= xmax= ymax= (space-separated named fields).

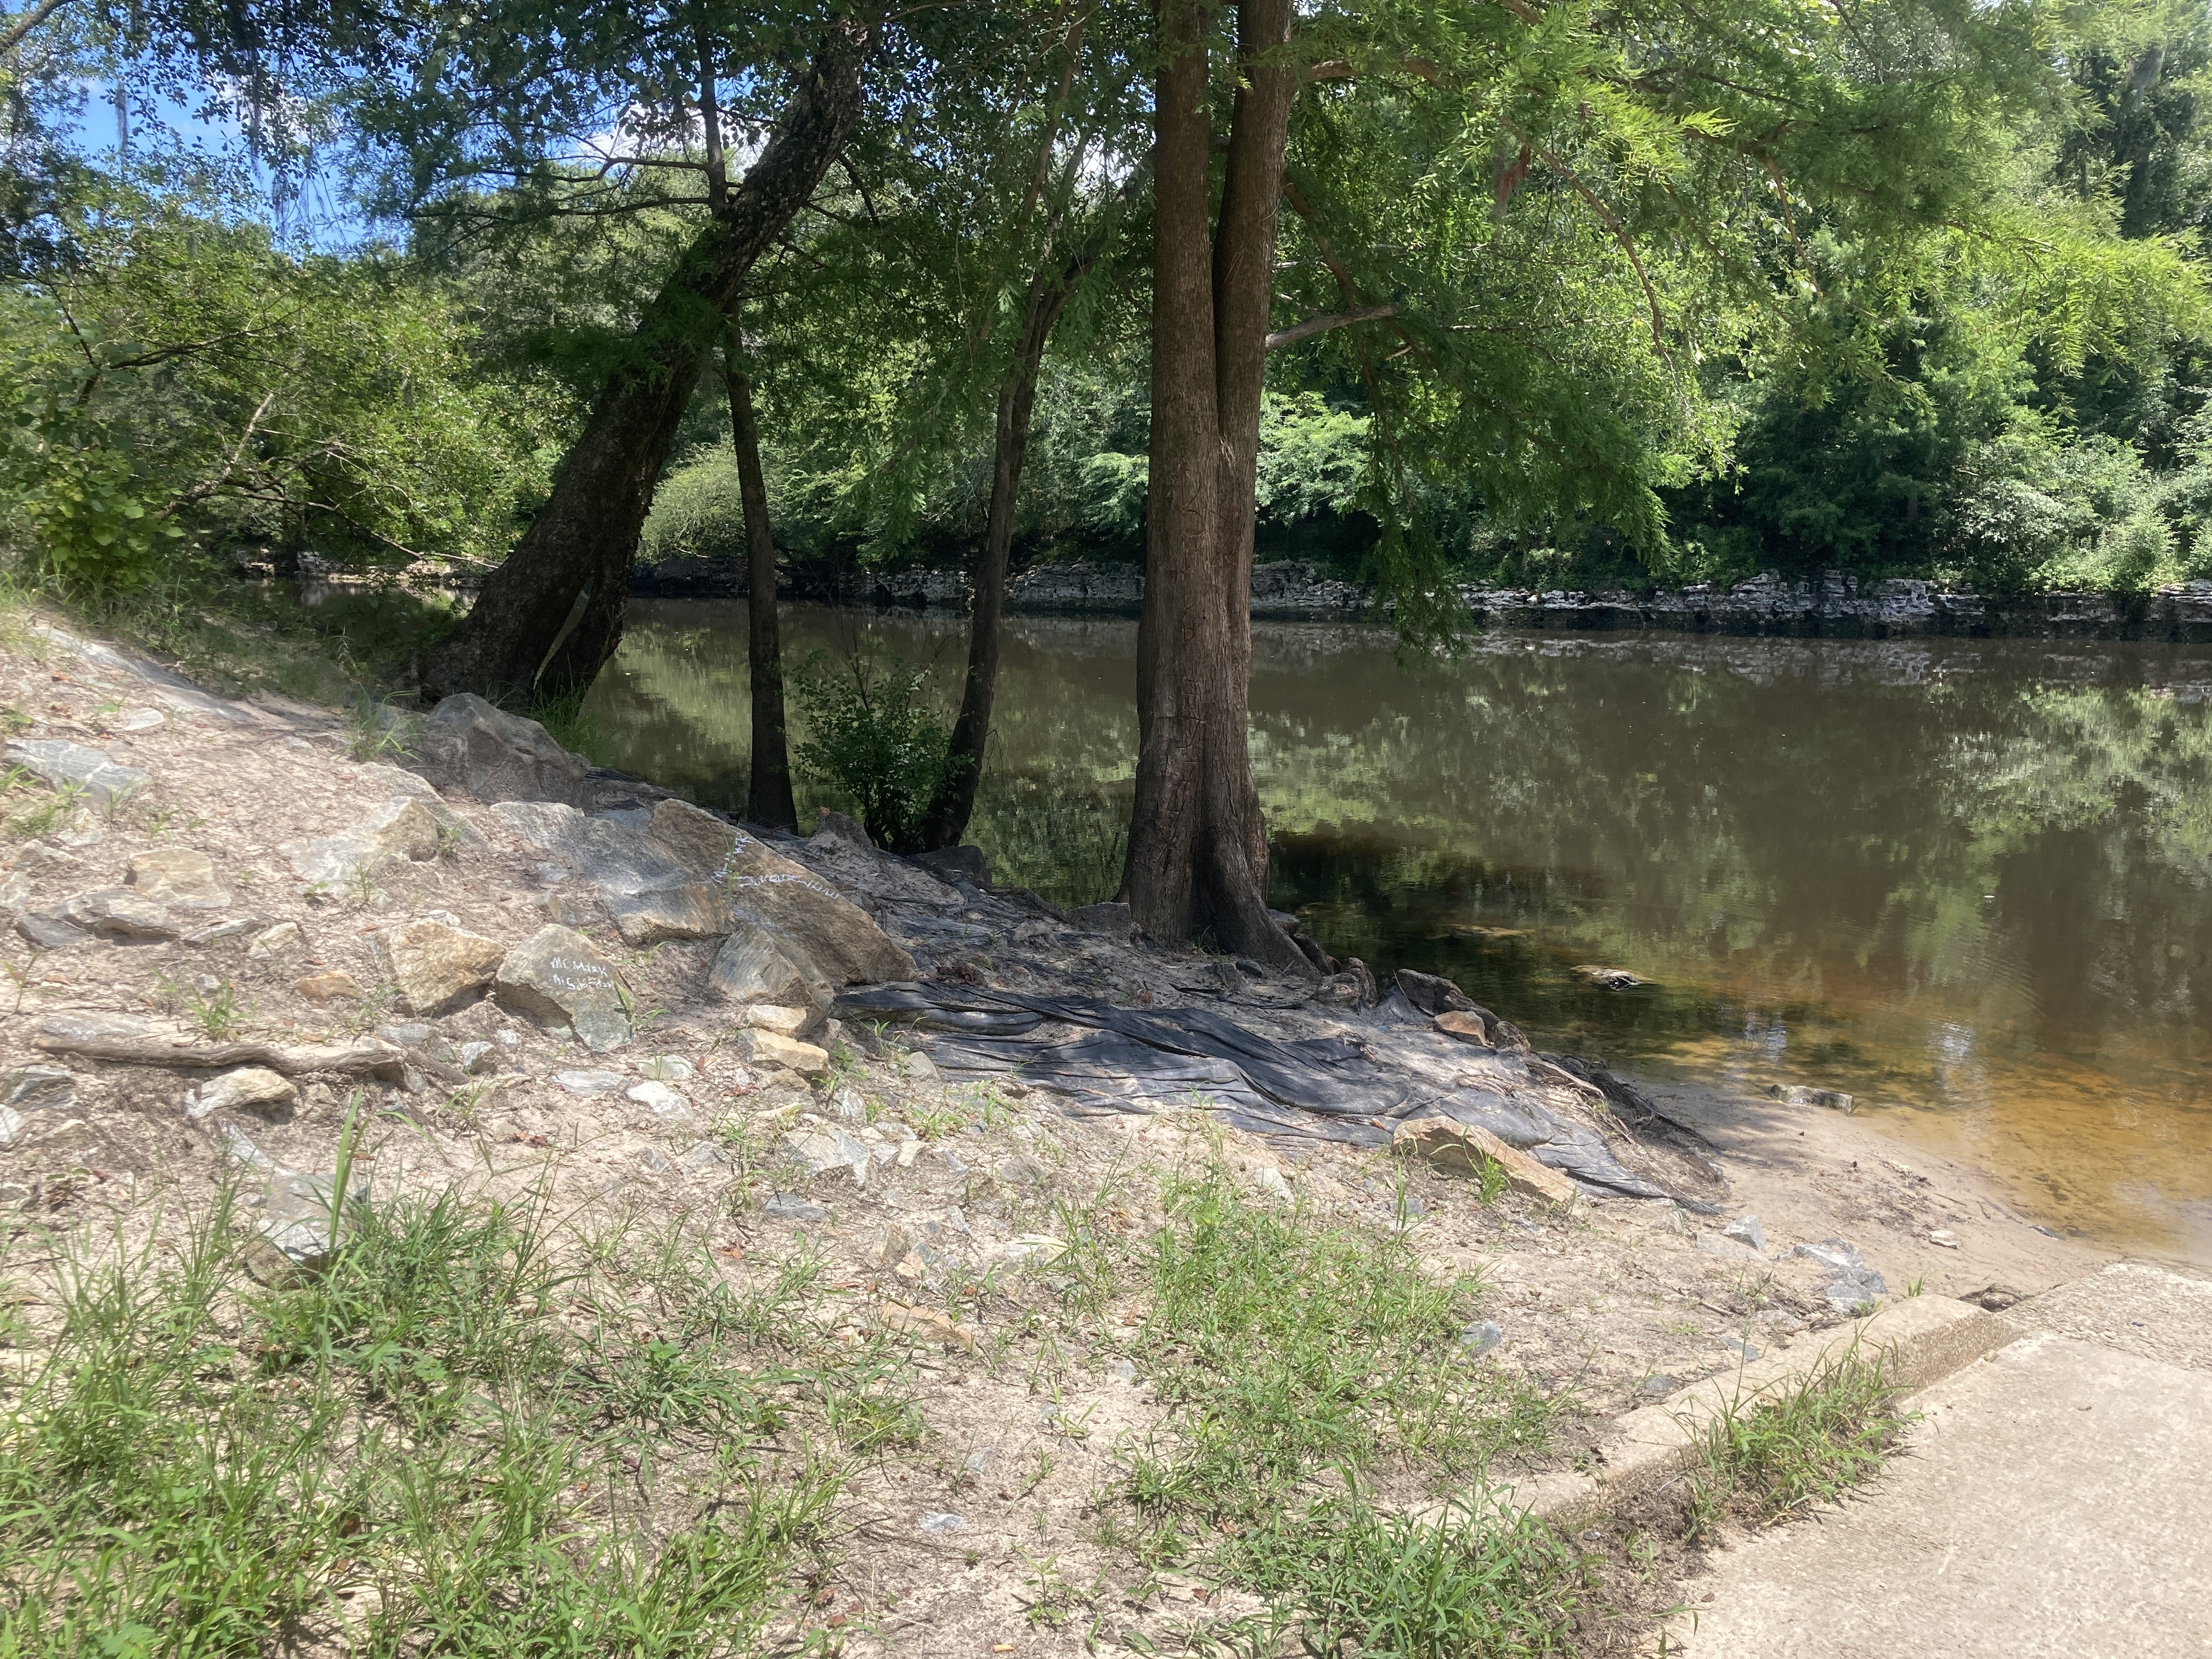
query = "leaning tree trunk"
xmin=1121 ymin=0 xmax=1308 ymax=973
xmin=921 ymin=269 xmax=1078 ymax=850
xmin=419 ymin=25 xmax=871 ymax=704
xmin=724 ymin=345 xmax=799 ymax=831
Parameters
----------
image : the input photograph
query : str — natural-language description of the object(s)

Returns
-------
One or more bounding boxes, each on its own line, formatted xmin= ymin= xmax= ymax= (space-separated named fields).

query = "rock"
xmin=0 ymin=871 xmax=28 ymax=912
xmin=0 ymin=1107 xmax=24 ymax=1149
xmin=607 ymin=882 xmax=730 ymax=946
xmin=1822 ymin=1267 xmax=1888 ymax=1313
xmin=1395 ymin=968 xmax=1479 ymax=1014
xmin=642 ymin=803 xmax=913 ymax=986
xmin=1962 ymin=1284 xmax=2023 ymax=1312
xmin=1929 ymin=1227 xmax=1961 ymax=1249
xmin=493 ymin=925 xmax=630 ymax=1051
xmin=216 ymin=1121 xmax=274 ymax=1170
xmin=376 ymin=1022 xmax=440 ymax=1053
xmin=1250 ymin=1165 xmax=1294 ymax=1204
xmin=782 ymin=1127 xmax=873 ymax=1180
xmin=625 ymin=1080 xmax=690 ymax=1120
xmin=186 ymin=1066 xmax=298 ymax=1122
xmin=1003 ymin=1234 xmax=1069 ymax=1266
xmin=371 ymin=918 xmax=506 ymax=1015
xmin=1722 ymin=1337 xmax=1763 ymax=1362
xmin=1792 ymin=1238 xmax=1869 ymax=1273
xmin=412 ymin=693 xmax=595 ymax=807
xmin=1643 ymin=1373 xmax=1679 ymax=1397
xmin=3 ymin=739 xmax=150 ymax=809
xmin=126 ymin=848 xmax=230 ymax=907
xmin=732 ymin=1003 xmax=818 ymax=1039
xmin=60 ymin=889 xmax=178 ymax=939
xmin=1572 ymin=964 xmax=1646 ymax=989
xmin=246 ymin=921 xmax=303 ymax=959
xmin=826 ymin=1084 xmax=868 ymax=1124
xmin=456 ymin=1041 xmax=497 ymax=1074
xmin=1391 ymin=1116 xmax=1577 ymax=1204
xmin=734 ymin=1029 xmax=830 ymax=1076
xmin=681 ymin=1141 xmax=735 ymax=1175
xmin=1 ymin=1066 xmax=75 ymax=1112
xmin=540 ymin=890 xmax=602 ymax=927
xmin=291 ymin=970 xmax=362 ymax=1003
xmin=1777 ymin=1084 xmax=1857 ymax=1114
xmin=38 ymin=1011 xmax=151 ymax=1045
xmin=812 ymin=809 xmax=872 ymax=847
xmin=916 ymin=844 xmax=991 ymax=888
xmin=555 ymin=1069 xmax=627 ymax=1097
xmin=1756 ymin=1307 xmax=1806 ymax=1332
xmin=1459 ymin=1320 xmax=1505 ymax=1357
xmin=1697 ymin=1231 xmax=1763 ymax=1262
xmin=283 ymin=797 xmax=445 ymax=888
xmin=183 ymin=917 xmax=258 ymax=946
xmin=1433 ymin=1011 xmax=1493 ymax=1046
xmin=14 ymin=911 xmax=89 ymax=950
xmin=763 ymin=1193 xmax=830 ymax=1223
xmin=903 ymin=1048 xmax=941 ymax=1087
xmin=1107 ymin=1358 xmax=1138 ymax=1384
xmin=878 ymin=1301 xmax=980 ymax=1352
xmin=638 ymin=1054 xmax=696 ymax=1082
xmin=866 ymin=1224 xmax=913 ymax=1270
xmin=1067 ymin=900 xmax=1133 ymax=940
xmin=353 ymin=761 xmax=488 ymax=848
xmin=242 ymin=1169 xmax=365 ymax=1283
xmin=13 ymin=838 xmax=76 ymax=872
xmin=708 ymin=928 xmax=834 ymax=1017
xmin=114 ymin=707 xmax=163 ymax=732
xmin=916 ymin=1511 xmax=966 ymax=1534
xmin=1723 ymin=1215 xmax=1768 ymax=1254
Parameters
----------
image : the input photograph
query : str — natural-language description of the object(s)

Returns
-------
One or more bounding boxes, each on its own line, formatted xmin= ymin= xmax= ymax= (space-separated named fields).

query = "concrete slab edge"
xmin=1486 ymin=1296 xmax=2012 ymax=1531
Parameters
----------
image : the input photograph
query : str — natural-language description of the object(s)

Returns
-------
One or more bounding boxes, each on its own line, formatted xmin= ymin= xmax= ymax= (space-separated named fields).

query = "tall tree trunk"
xmin=922 ymin=270 xmax=1077 ymax=850
xmin=1122 ymin=0 xmax=1307 ymax=973
xmin=419 ymin=24 xmax=871 ymax=704
xmin=725 ymin=343 xmax=799 ymax=831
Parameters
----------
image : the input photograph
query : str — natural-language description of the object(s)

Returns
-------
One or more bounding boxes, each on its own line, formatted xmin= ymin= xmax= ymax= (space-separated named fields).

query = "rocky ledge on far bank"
xmin=634 ymin=554 xmax=2212 ymax=641
xmin=0 ymin=608 xmax=2124 ymax=1653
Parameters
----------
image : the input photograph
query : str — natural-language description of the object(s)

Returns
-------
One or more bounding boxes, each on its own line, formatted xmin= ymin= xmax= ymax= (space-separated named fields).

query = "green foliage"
xmin=1687 ymin=1356 xmax=1911 ymax=1538
xmin=790 ymin=648 xmax=956 ymax=854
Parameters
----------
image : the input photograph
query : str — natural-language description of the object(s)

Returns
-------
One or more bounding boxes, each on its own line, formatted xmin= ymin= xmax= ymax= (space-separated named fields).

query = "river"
xmin=583 ymin=597 xmax=2212 ymax=1264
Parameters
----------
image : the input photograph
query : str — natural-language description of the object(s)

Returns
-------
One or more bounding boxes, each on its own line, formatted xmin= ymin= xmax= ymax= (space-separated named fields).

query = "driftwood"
xmin=34 ymin=1015 xmax=409 ymax=1080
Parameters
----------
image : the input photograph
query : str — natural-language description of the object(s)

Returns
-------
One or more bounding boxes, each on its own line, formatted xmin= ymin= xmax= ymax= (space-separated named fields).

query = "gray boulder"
xmin=916 ymin=845 xmax=991 ymax=888
xmin=60 ymin=888 xmax=178 ymax=939
xmin=607 ymin=881 xmax=730 ymax=946
xmin=3 ymin=739 xmax=149 ymax=809
xmin=709 ymin=927 xmax=834 ymax=1017
xmin=242 ymin=1170 xmax=366 ymax=1283
xmin=413 ymin=693 xmax=594 ymax=807
xmin=126 ymin=848 xmax=230 ymax=907
xmin=494 ymin=924 xmax=631 ymax=1051
xmin=283 ymin=798 xmax=444 ymax=887
xmin=1 ymin=1065 xmax=75 ymax=1113
xmin=371 ymin=918 xmax=507 ymax=1014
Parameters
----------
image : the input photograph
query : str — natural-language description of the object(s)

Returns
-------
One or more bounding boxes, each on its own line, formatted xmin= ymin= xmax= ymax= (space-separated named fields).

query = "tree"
xmin=718 ymin=326 xmax=800 ymax=830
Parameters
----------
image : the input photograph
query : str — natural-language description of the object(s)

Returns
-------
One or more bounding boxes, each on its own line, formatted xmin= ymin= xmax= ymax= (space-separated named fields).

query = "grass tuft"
xmin=1685 ymin=1352 xmax=1910 ymax=1538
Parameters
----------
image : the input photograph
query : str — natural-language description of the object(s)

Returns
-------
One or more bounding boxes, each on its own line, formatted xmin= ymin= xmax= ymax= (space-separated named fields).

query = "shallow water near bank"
xmin=584 ymin=599 xmax=2212 ymax=1264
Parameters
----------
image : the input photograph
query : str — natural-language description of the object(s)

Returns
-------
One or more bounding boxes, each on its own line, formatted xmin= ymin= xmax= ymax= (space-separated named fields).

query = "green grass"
xmin=1091 ymin=1156 xmax=1582 ymax=1652
xmin=525 ymin=687 xmax=614 ymax=768
xmin=1685 ymin=1353 xmax=1910 ymax=1538
xmin=0 ymin=1176 xmax=910 ymax=1656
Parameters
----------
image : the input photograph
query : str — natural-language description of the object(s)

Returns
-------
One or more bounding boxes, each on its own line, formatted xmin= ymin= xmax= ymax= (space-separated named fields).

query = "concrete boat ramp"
xmin=1660 ymin=1261 xmax=2212 ymax=1657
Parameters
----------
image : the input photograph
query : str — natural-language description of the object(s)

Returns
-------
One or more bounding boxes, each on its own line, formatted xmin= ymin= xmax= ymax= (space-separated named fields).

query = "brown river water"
xmin=584 ymin=598 xmax=2212 ymax=1264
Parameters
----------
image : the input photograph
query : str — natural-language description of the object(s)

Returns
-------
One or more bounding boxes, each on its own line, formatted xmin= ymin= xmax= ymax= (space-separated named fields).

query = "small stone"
xmin=1251 ymin=1165 xmax=1294 ymax=1204
xmin=494 ymin=926 xmax=630 ymax=1051
xmin=14 ymin=911 xmax=89 ymax=950
xmin=866 ymin=1224 xmax=913 ymax=1270
xmin=540 ymin=890 xmax=601 ymax=927
xmin=962 ymin=1445 xmax=997 ymax=1474
xmin=555 ymin=1070 xmax=627 ymax=1097
xmin=1459 ymin=1320 xmax=1505 ymax=1357
xmin=731 ymin=1003 xmax=817 ymax=1038
xmin=1823 ymin=1267 xmax=1888 ymax=1313
xmin=1777 ymin=1084 xmax=1857 ymax=1114
xmin=681 ymin=1141 xmax=735 ymax=1175
xmin=782 ymin=1127 xmax=872 ymax=1179
xmin=456 ymin=1041 xmax=497 ymax=1074
xmin=896 ymin=1138 xmax=923 ymax=1170
xmin=216 ymin=1121 xmax=274 ymax=1170
xmin=638 ymin=1054 xmax=696 ymax=1083
xmin=1928 ymin=1227 xmax=1961 ymax=1249
xmin=2 ymin=738 xmax=150 ymax=809
xmin=626 ymin=1080 xmax=691 ymax=1120
xmin=0 ymin=1106 xmax=25 ymax=1149
xmin=183 ymin=917 xmax=258 ymax=946
xmin=241 ymin=1169 xmax=365 ymax=1283
xmin=371 ymin=919 xmax=506 ymax=1015
xmin=736 ymin=1030 xmax=829 ymax=1076
xmin=246 ymin=921 xmax=303 ymax=959
xmin=187 ymin=1067 xmax=298 ymax=1122
xmin=126 ymin=848 xmax=229 ymax=907
xmin=1697 ymin=1231 xmax=1763 ymax=1262
xmin=1107 ymin=1358 xmax=1137 ymax=1384
xmin=1433 ymin=1010 xmax=1494 ymax=1045
xmin=1756 ymin=1307 xmax=1805 ymax=1332
xmin=376 ymin=1022 xmax=437 ymax=1051
xmin=1722 ymin=1215 xmax=1768 ymax=1254
xmin=1642 ymin=1374 xmax=1679 ymax=1397
xmin=763 ymin=1193 xmax=830 ymax=1222
xmin=1793 ymin=1238 xmax=1869 ymax=1273
xmin=1003 ymin=1234 xmax=1069 ymax=1265
xmin=2 ymin=1065 xmax=76 ymax=1112
xmin=281 ymin=797 xmax=443 ymax=887
xmin=827 ymin=1084 xmax=868 ymax=1124
xmin=292 ymin=971 xmax=362 ymax=1003
xmin=13 ymin=838 xmax=76 ymax=871
xmin=0 ymin=872 xmax=29 ymax=911
xmin=1391 ymin=1116 xmax=1577 ymax=1205
xmin=878 ymin=1301 xmax=980 ymax=1352
xmin=902 ymin=1048 xmax=941 ymax=1087
xmin=640 ymin=1146 xmax=674 ymax=1174
xmin=114 ymin=707 xmax=164 ymax=731
xmin=60 ymin=889 xmax=178 ymax=939
xmin=917 ymin=1511 xmax=966 ymax=1535
xmin=1722 ymin=1336 xmax=1763 ymax=1362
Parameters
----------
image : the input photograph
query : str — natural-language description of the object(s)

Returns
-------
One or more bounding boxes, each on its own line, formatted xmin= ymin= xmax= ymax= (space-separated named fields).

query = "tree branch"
xmin=1266 ymin=303 xmax=1399 ymax=351
xmin=0 ymin=0 xmax=71 ymax=60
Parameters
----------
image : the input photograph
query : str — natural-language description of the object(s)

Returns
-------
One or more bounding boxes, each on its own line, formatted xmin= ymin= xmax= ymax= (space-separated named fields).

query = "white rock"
xmin=626 ymin=1080 xmax=691 ymax=1120
xmin=246 ymin=921 xmax=303 ymax=959
xmin=555 ymin=1070 xmax=627 ymax=1097
xmin=186 ymin=1066 xmax=298 ymax=1122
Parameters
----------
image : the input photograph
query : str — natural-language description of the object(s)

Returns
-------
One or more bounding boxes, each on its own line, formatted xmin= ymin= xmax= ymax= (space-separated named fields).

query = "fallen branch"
xmin=35 ymin=1015 xmax=409 ymax=1080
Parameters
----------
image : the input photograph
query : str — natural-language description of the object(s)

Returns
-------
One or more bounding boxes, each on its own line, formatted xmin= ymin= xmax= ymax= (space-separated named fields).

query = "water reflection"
xmin=587 ymin=601 xmax=2212 ymax=1261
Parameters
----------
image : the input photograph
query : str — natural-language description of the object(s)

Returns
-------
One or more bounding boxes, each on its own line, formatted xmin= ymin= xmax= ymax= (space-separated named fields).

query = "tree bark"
xmin=1122 ymin=0 xmax=1308 ymax=974
xmin=725 ymin=343 xmax=799 ymax=831
xmin=419 ymin=23 xmax=871 ymax=704
xmin=921 ymin=269 xmax=1078 ymax=850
